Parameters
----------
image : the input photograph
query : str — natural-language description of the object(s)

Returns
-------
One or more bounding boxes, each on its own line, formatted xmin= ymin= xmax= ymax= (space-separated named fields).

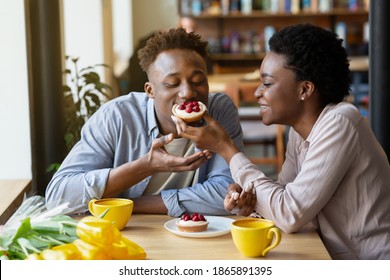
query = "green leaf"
xmin=98 ymin=208 xmax=110 ymax=218
xmin=75 ymin=99 xmax=81 ymax=111
xmin=86 ymin=92 xmax=101 ymax=106
xmin=31 ymin=220 xmax=64 ymax=234
xmin=7 ymin=249 xmax=26 ymax=260
xmin=79 ymin=63 xmax=109 ymax=74
xmin=83 ymin=72 xmax=101 ymax=84
xmin=46 ymin=163 xmax=61 ymax=173
xmin=26 ymin=233 xmax=54 ymax=249
xmin=11 ymin=218 xmax=32 ymax=244
xmin=64 ymin=132 xmax=75 ymax=141
xmin=62 ymin=225 xmax=78 ymax=238
xmin=44 ymin=233 xmax=76 ymax=244
xmin=63 ymin=85 xmax=71 ymax=92
xmin=84 ymin=97 xmax=92 ymax=113
xmin=79 ymin=66 xmax=94 ymax=74
xmin=51 ymin=215 xmax=78 ymax=227
xmin=17 ymin=237 xmax=41 ymax=255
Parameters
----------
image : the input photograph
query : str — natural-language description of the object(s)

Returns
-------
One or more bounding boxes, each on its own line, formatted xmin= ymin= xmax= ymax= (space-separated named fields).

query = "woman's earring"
xmin=301 ymin=97 xmax=304 ymax=101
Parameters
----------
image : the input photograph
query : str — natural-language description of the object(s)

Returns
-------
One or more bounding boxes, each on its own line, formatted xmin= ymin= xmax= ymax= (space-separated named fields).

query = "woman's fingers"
xmin=226 ymin=182 xmax=256 ymax=216
xmin=224 ymin=183 xmax=242 ymax=212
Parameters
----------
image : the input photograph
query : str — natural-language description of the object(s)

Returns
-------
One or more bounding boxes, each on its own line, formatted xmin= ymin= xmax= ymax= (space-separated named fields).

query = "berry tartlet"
xmin=172 ymin=101 xmax=207 ymax=123
xmin=176 ymin=213 xmax=209 ymax=232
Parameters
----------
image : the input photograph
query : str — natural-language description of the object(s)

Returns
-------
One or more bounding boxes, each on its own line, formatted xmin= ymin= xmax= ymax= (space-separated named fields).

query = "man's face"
xmin=145 ymin=48 xmax=209 ymax=136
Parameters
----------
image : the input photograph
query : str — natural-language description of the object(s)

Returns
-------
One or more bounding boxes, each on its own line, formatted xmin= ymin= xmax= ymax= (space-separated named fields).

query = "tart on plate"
xmin=176 ymin=213 xmax=209 ymax=232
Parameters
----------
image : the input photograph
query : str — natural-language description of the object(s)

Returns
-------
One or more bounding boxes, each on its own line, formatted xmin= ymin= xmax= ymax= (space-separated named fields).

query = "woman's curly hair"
xmin=269 ymin=23 xmax=351 ymax=105
xmin=138 ymin=27 xmax=208 ymax=73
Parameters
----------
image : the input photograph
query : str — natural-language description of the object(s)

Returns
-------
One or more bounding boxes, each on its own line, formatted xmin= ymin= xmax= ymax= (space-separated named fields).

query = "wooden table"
xmin=121 ymin=214 xmax=331 ymax=260
xmin=0 ymin=179 xmax=32 ymax=224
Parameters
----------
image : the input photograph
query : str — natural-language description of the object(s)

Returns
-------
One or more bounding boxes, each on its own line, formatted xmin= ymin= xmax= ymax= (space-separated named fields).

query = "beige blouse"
xmin=230 ymin=102 xmax=390 ymax=259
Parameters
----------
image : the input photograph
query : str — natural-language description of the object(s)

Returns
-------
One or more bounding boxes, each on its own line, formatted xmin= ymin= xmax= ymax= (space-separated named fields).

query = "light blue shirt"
xmin=46 ymin=92 xmax=243 ymax=217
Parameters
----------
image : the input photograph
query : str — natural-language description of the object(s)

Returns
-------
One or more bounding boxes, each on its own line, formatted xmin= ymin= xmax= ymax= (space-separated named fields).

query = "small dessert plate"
xmin=164 ymin=216 xmax=234 ymax=238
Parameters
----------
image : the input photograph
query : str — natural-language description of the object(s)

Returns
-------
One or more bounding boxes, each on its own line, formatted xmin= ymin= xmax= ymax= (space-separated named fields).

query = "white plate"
xmin=164 ymin=216 xmax=234 ymax=238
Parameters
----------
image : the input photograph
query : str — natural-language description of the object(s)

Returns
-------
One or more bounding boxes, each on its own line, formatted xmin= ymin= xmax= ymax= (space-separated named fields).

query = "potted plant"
xmin=47 ymin=56 xmax=111 ymax=172
xmin=63 ymin=56 xmax=111 ymax=152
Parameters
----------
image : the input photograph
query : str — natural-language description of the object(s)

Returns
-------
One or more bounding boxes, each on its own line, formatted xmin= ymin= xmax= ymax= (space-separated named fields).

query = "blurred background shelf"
xmin=179 ymin=0 xmax=369 ymax=74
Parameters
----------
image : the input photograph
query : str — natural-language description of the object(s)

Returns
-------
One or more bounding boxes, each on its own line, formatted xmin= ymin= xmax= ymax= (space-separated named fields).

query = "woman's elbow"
xmin=275 ymin=220 xmax=302 ymax=234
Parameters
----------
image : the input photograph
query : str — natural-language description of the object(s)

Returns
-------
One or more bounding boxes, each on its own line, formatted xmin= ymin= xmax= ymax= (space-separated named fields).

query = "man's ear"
xmin=145 ymin=82 xmax=154 ymax=99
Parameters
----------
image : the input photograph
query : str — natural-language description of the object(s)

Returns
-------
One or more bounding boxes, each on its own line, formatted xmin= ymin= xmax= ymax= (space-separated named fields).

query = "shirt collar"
xmin=146 ymin=98 xmax=160 ymax=138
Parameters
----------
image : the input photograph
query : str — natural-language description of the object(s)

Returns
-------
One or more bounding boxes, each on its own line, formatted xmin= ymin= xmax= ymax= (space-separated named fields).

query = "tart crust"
xmin=176 ymin=220 xmax=209 ymax=232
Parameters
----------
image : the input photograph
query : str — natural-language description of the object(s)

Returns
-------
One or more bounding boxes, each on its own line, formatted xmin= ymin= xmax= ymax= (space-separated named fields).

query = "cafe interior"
xmin=1 ymin=0 xmax=389 ymax=261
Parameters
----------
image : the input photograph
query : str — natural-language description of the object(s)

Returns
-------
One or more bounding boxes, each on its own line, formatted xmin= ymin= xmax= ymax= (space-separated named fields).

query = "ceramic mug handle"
xmin=262 ymin=227 xmax=281 ymax=256
xmin=88 ymin=198 xmax=97 ymax=215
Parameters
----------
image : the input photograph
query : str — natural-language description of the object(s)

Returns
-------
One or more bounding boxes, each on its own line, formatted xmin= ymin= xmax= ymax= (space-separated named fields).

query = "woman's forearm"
xmin=217 ymin=138 xmax=241 ymax=164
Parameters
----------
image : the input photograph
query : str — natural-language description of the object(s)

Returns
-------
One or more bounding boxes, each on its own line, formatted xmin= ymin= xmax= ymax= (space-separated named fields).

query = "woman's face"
xmin=145 ymin=48 xmax=209 ymax=136
xmin=256 ymin=51 xmax=304 ymax=126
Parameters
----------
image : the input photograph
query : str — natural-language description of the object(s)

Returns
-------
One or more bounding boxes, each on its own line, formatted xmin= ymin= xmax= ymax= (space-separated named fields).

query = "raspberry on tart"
xmin=176 ymin=212 xmax=209 ymax=232
xmin=172 ymin=101 xmax=207 ymax=123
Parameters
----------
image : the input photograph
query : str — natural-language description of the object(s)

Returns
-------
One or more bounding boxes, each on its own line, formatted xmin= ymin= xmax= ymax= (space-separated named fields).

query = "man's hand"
xmin=224 ymin=182 xmax=256 ymax=216
xmin=147 ymin=133 xmax=210 ymax=173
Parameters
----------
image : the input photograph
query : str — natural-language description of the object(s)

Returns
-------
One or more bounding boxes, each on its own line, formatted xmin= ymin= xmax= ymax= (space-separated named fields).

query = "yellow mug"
xmin=231 ymin=218 xmax=281 ymax=257
xmin=88 ymin=198 xmax=133 ymax=230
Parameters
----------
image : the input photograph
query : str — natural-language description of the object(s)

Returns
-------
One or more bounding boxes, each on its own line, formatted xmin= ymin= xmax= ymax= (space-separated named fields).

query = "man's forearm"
xmin=132 ymin=195 xmax=168 ymax=214
xmin=104 ymin=156 xmax=152 ymax=197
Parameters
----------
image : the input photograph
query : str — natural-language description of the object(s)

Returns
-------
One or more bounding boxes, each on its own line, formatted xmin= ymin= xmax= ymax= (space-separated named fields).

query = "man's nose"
xmin=179 ymin=84 xmax=196 ymax=99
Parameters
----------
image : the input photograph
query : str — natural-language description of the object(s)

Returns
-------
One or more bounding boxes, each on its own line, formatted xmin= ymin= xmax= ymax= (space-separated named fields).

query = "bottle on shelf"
xmin=221 ymin=0 xmax=230 ymax=15
xmin=191 ymin=0 xmax=202 ymax=16
xmin=230 ymin=31 xmax=241 ymax=53
xmin=241 ymin=0 xmax=252 ymax=14
xmin=230 ymin=0 xmax=241 ymax=13
xmin=319 ymin=0 xmax=332 ymax=12
xmin=264 ymin=26 xmax=276 ymax=52
xmin=335 ymin=21 xmax=347 ymax=48
xmin=180 ymin=0 xmax=192 ymax=15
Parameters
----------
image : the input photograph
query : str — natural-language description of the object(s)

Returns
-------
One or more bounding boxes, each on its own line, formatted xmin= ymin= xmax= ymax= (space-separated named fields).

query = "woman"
xmin=172 ymin=24 xmax=390 ymax=259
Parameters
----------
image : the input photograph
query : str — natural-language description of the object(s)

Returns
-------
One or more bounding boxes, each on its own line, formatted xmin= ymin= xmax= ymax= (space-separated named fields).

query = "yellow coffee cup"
xmin=231 ymin=218 xmax=281 ymax=257
xmin=88 ymin=198 xmax=133 ymax=230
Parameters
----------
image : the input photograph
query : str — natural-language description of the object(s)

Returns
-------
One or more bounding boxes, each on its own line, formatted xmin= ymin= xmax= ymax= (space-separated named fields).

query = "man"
xmin=46 ymin=28 xmax=243 ymax=217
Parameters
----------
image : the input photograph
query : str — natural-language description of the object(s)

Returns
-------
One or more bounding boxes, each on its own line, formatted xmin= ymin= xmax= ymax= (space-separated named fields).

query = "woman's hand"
xmin=224 ymin=183 xmax=256 ymax=217
xmin=172 ymin=113 xmax=240 ymax=162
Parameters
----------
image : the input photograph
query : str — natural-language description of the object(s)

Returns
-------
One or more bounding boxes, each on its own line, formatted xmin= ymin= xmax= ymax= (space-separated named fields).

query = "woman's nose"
xmin=254 ymin=85 xmax=264 ymax=98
